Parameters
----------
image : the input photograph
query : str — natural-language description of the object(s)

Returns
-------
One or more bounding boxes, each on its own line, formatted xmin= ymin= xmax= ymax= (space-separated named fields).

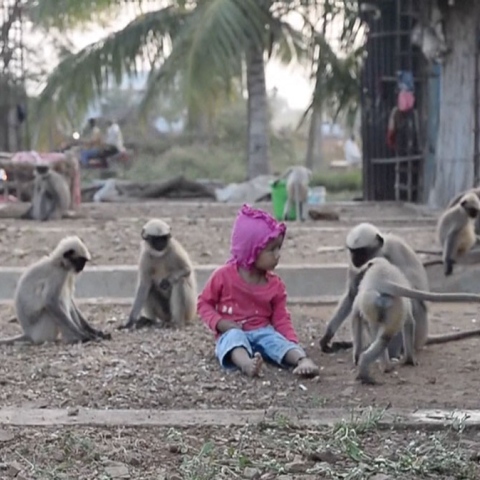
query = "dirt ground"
xmin=0 ymin=200 xmax=439 ymax=266
xmin=1 ymin=303 xmax=480 ymax=412
xmin=1 ymin=422 xmax=479 ymax=479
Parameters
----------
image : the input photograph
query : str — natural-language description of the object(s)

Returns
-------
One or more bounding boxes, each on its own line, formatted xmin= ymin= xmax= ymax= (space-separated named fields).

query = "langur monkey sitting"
xmin=0 ymin=236 xmax=110 ymax=345
xmin=351 ymin=257 xmax=480 ymax=384
xmin=21 ymin=164 xmax=71 ymax=221
xmin=447 ymin=187 xmax=480 ymax=234
xmin=278 ymin=166 xmax=312 ymax=222
xmin=121 ymin=218 xmax=197 ymax=330
xmin=437 ymin=192 xmax=480 ymax=276
xmin=320 ymin=222 xmax=480 ymax=358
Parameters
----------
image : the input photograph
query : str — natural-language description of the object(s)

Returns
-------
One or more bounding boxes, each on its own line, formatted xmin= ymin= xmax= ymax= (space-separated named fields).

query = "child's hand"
xmin=216 ymin=319 xmax=242 ymax=333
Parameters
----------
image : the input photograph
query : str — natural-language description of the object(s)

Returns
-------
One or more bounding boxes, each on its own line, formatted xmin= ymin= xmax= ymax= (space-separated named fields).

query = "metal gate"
xmin=359 ymin=0 xmax=428 ymax=201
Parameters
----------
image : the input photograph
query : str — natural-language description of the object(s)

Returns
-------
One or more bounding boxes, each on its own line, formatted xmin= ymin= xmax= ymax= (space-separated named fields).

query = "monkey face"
xmin=465 ymin=207 xmax=479 ymax=219
xmin=348 ymin=246 xmax=378 ymax=268
xmin=63 ymin=249 xmax=88 ymax=272
xmin=144 ymin=234 xmax=171 ymax=252
xmin=35 ymin=165 xmax=49 ymax=175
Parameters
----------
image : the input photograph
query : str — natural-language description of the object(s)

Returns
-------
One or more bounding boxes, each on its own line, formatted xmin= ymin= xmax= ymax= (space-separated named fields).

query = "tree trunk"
xmin=305 ymin=108 xmax=323 ymax=169
xmin=428 ymin=1 xmax=479 ymax=207
xmin=246 ymin=45 xmax=270 ymax=179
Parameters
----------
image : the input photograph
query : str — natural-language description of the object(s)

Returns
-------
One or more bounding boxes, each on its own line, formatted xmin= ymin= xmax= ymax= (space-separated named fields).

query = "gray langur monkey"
xmin=320 ymin=222 xmax=429 ymax=359
xmin=21 ymin=164 xmax=71 ymax=221
xmin=350 ymin=257 xmax=480 ymax=384
xmin=447 ymin=187 xmax=480 ymax=234
xmin=437 ymin=191 xmax=480 ymax=276
xmin=121 ymin=218 xmax=197 ymax=330
xmin=350 ymin=257 xmax=417 ymax=385
xmin=319 ymin=222 xmax=480 ymax=358
xmin=278 ymin=166 xmax=312 ymax=222
xmin=0 ymin=236 xmax=110 ymax=345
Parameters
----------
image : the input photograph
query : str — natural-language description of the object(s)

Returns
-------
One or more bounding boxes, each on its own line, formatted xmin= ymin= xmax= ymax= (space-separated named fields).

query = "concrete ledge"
xmin=0 ymin=262 xmax=479 ymax=301
xmin=0 ymin=407 xmax=477 ymax=430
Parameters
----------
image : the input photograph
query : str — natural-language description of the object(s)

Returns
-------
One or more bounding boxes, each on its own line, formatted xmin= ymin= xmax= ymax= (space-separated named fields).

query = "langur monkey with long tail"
xmin=350 ymin=257 xmax=480 ymax=384
xmin=21 ymin=164 xmax=71 ymax=221
xmin=278 ymin=166 xmax=312 ymax=222
xmin=0 ymin=236 xmax=110 ymax=345
xmin=121 ymin=219 xmax=197 ymax=330
xmin=437 ymin=192 xmax=480 ymax=276
xmin=320 ymin=222 xmax=480 ymax=358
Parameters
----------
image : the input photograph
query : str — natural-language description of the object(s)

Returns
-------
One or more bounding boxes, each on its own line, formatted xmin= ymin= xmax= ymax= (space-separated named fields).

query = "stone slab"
xmin=0 ymin=262 xmax=479 ymax=301
xmin=0 ymin=407 xmax=477 ymax=430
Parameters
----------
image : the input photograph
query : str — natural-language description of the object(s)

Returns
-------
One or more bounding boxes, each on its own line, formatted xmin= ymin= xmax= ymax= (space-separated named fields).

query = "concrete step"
xmin=0 ymin=262 xmax=478 ymax=301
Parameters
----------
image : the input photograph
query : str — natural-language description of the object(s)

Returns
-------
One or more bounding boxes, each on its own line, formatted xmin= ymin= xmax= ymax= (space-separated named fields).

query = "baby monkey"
xmin=121 ymin=219 xmax=197 ymax=330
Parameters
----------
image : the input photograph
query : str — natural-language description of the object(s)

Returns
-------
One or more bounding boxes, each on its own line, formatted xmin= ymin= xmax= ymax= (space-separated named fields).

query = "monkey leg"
xmin=412 ymin=299 xmax=428 ymax=350
xmin=401 ymin=314 xmax=417 ymax=366
xmin=350 ymin=312 xmax=363 ymax=366
xmin=283 ymin=198 xmax=294 ymax=221
xmin=28 ymin=314 xmax=59 ymax=344
xmin=136 ymin=290 xmax=171 ymax=329
xmin=356 ymin=331 xmax=392 ymax=385
xmin=170 ymin=280 xmax=196 ymax=328
xmin=386 ymin=332 xmax=404 ymax=360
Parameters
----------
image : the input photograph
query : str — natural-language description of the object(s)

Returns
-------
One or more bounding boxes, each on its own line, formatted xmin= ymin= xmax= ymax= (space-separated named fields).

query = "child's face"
xmin=255 ymin=235 xmax=283 ymax=271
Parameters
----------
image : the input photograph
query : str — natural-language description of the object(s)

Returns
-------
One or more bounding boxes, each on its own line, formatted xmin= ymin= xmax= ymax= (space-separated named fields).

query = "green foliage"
xmin=311 ymin=169 xmax=362 ymax=192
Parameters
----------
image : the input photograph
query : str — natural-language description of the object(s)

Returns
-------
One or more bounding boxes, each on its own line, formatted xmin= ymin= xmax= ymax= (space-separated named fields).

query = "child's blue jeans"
xmin=215 ymin=326 xmax=305 ymax=370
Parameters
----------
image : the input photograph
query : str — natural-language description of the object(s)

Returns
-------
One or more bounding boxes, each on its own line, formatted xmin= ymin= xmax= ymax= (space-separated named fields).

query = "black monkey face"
xmin=63 ymin=249 xmax=88 ymax=272
xmin=36 ymin=165 xmax=49 ymax=175
xmin=466 ymin=207 xmax=479 ymax=219
xmin=145 ymin=234 xmax=171 ymax=252
xmin=348 ymin=246 xmax=378 ymax=268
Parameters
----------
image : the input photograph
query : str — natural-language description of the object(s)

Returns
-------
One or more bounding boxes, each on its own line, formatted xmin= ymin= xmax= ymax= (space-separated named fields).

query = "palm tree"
xmin=30 ymin=0 xmax=312 ymax=179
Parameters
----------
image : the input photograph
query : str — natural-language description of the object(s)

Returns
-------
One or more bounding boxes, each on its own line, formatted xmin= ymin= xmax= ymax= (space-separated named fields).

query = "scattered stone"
xmin=67 ymin=407 xmax=80 ymax=417
xmin=285 ymin=459 xmax=308 ymax=473
xmin=0 ymin=430 xmax=14 ymax=442
xmin=307 ymin=449 xmax=340 ymax=464
xmin=104 ymin=463 xmax=130 ymax=479
xmin=243 ymin=466 xmax=261 ymax=479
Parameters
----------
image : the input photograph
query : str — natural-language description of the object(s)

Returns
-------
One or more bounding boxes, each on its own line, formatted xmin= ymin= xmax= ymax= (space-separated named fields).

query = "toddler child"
xmin=197 ymin=204 xmax=319 ymax=378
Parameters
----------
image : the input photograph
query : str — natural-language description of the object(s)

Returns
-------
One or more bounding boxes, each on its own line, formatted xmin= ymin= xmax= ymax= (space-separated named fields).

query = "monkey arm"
xmin=319 ymin=269 xmax=361 ymax=352
xmin=71 ymin=302 xmax=110 ymax=339
xmin=270 ymin=281 xmax=298 ymax=343
xmin=168 ymin=266 xmax=191 ymax=284
xmin=442 ymin=228 xmax=461 ymax=275
xmin=123 ymin=278 xmax=151 ymax=328
xmin=45 ymin=300 xmax=89 ymax=339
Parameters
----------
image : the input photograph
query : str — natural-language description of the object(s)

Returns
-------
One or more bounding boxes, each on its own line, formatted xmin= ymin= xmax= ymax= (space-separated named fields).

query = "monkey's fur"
xmin=352 ymin=257 xmax=480 ymax=384
xmin=320 ymin=222 xmax=480 ymax=357
xmin=121 ymin=219 xmax=197 ymax=330
xmin=350 ymin=257 xmax=417 ymax=385
xmin=437 ymin=192 xmax=480 ymax=276
xmin=447 ymin=187 xmax=480 ymax=234
xmin=0 ymin=236 xmax=110 ymax=345
xmin=320 ymin=222 xmax=429 ymax=358
xmin=22 ymin=165 xmax=71 ymax=221
xmin=279 ymin=166 xmax=312 ymax=222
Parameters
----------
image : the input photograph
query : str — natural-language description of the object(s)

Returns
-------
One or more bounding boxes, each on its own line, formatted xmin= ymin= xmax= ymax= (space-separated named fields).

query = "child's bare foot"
xmin=240 ymin=352 xmax=263 ymax=377
xmin=293 ymin=357 xmax=319 ymax=378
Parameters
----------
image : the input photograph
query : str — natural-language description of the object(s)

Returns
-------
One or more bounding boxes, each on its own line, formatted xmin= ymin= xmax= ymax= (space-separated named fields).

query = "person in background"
xmin=344 ymin=134 xmax=362 ymax=167
xmin=96 ymin=119 xmax=125 ymax=163
xmin=79 ymin=118 xmax=103 ymax=167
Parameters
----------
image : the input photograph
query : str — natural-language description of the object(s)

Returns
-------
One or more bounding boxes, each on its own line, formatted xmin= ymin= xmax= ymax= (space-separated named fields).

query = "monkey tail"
xmin=426 ymin=329 xmax=480 ymax=345
xmin=0 ymin=334 xmax=29 ymax=345
xmin=381 ymin=281 xmax=480 ymax=303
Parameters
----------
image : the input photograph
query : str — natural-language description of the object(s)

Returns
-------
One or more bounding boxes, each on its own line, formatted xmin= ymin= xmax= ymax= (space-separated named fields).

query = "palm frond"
xmin=27 ymin=0 xmax=150 ymax=28
xmin=139 ymin=0 xmax=268 ymax=113
xmin=36 ymin=6 xmax=187 ymax=119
